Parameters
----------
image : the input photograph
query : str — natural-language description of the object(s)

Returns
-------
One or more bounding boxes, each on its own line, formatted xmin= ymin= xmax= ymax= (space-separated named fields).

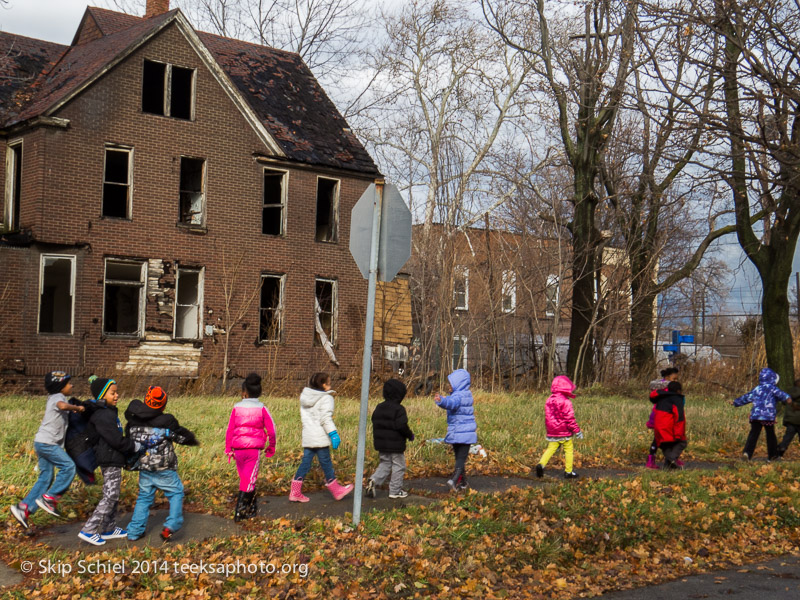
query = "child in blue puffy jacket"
xmin=434 ymin=369 xmax=477 ymax=491
xmin=733 ymin=367 xmax=792 ymax=461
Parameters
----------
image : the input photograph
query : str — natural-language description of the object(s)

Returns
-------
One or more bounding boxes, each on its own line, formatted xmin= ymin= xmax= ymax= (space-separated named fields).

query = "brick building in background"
xmin=0 ymin=1 xmax=405 ymax=391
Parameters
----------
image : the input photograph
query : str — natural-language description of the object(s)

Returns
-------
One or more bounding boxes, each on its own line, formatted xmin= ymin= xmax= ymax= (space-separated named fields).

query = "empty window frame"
xmin=262 ymin=169 xmax=287 ymax=236
xmin=453 ymin=267 xmax=469 ymax=310
xmin=545 ymin=274 xmax=560 ymax=317
xmin=102 ymin=146 xmax=132 ymax=218
xmin=103 ymin=259 xmax=146 ymax=336
xmin=142 ymin=59 xmax=195 ymax=120
xmin=452 ymin=335 xmax=468 ymax=371
xmin=501 ymin=270 xmax=517 ymax=313
xmin=314 ymin=277 xmax=337 ymax=345
xmin=315 ymin=177 xmax=339 ymax=242
xmin=259 ymin=273 xmax=285 ymax=342
xmin=3 ymin=140 xmax=22 ymax=231
xmin=174 ymin=267 xmax=203 ymax=340
xmin=38 ymin=255 xmax=75 ymax=334
xmin=179 ymin=157 xmax=205 ymax=225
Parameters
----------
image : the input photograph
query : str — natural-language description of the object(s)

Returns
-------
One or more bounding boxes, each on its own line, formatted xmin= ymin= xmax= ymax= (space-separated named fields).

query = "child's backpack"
xmin=64 ymin=398 xmax=99 ymax=485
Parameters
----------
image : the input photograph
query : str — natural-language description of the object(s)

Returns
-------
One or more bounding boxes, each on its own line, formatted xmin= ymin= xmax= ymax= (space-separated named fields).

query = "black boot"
xmin=233 ymin=491 xmax=248 ymax=522
xmin=244 ymin=491 xmax=258 ymax=518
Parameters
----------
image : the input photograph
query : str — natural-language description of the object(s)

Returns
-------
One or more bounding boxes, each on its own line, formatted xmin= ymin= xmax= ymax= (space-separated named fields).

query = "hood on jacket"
xmin=124 ymin=398 xmax=162 ymax=422
xmin=551 ymin=375 xmax=576 ymax=398
xmin=383 ymin=379 xmax=407 ymax=403
xmin=300 ymin=387 xmax=333 ymax=408
xmin=447 ymin=369 xmax=471 ymax=392
xmin=759 ymin=367 xmax=779 ymax=386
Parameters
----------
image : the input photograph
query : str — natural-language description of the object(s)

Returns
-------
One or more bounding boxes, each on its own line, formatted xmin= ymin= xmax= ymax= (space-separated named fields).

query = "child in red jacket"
xmin=651 ymin=381 xmax=687 ymax=469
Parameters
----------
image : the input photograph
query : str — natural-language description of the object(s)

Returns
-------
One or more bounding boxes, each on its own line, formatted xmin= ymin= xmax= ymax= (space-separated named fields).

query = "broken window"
xmin=174 ymin=267 xmax=203 ymax=340
xmin=314 ymin=278 xmax=337 ymax=345
xmin=545 ymin=274 xmax=559 ymax=317
xmin=453 ymin=267 xmax=469 ymax=311
xmin=259 ymin=273 xmax=285 ymax=342
xmin=3 ymin=140 xmax=22 ymax=231
xmin=262 ymin=169 xmax=286 ymax=236
xmin=38 ymin=255 xmax=75 ymax=334
xmin=315 ymin=177 xmax=339 ymax=242
xmin=501 ymin=270 xmax=516 ymax=313
xmin=179 ymin=157 xmax=205 ymax=225
xmin=452 ymin=336 xmax=468 ymax=371
xmin=103 ymin=259 xmax=146 ymax=336
xmin=102 ymin=146 xmax=132 ymax=218
xmin=142 ymin=59 xmax=194 ymax=120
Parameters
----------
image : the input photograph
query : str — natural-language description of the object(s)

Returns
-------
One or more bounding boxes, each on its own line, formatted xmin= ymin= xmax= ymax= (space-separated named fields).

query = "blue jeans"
xmin=127 ymin=470 xmax=184 ymax=538
xmin=294 ymin=447 xmax=335 ymax=483
xmin=22 ymin=442 xmax=76 ymax=514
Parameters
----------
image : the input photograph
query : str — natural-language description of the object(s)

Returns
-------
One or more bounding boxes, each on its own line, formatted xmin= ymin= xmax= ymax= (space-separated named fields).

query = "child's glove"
xmin=574 ymin=431 xmax=584 ymax=440
xmin=264 ymin=446 xmax=276 ymax=458
xmin=328 ymin=430 xmax=341 ymax=449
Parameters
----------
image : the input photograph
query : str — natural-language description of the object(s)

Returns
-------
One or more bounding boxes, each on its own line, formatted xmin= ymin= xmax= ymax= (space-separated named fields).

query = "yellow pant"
xmin=539 ymin=438 xmax=574 ymax=473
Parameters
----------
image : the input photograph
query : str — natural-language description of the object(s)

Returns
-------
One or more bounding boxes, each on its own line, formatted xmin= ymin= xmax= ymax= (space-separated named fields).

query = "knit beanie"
xmin=144 ymin=386 xmax=168 ymax=410
xmin=383 ymin=378 xmax=407 ymax=403
xmin=44 ymin=371 xmax=71 ymax=394
xmin=89 ymin=375 xmax=116 ymax=401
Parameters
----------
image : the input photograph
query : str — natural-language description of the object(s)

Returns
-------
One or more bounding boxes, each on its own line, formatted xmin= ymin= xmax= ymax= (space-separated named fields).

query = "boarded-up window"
xmin=179 ymin=157 xmax=205 ymax=225
xmin=142 ymin=60 xmax=194 ymax=120
xmin=39 ymin=255 xmax=75 ymax=334
xmin=174 ymin=268 xmax=202 ymax=339
xmin=103 ymin=147 xmax=131 ymax=218
xmin=259 ymin=274 xmax=285 ymax=342
xmin=315 ymin=177 xmax=338 ymax=242
xmin=3 ymin=140 xmax=22 ymax=231
xmin=262 ymin=169 xmax=286 ymax=236
xmin=314 ymin=278 xmax=336 ymax=345
xmin=104 ymin=259 xmax=145 ymax=336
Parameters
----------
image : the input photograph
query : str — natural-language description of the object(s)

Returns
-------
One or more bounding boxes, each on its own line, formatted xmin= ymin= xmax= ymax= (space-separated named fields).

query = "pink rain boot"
xmin=326 ymin=479 xmax=354 ymax=501
xmin=289 ymin=478 xmax=310 ymax=503
xmin=646 ymin=455 xmax=660 ymax=469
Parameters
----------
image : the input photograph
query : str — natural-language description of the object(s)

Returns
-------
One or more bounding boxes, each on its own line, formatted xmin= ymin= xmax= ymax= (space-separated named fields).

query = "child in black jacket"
xmin=366 ymin=379 xmax=414 ymax=499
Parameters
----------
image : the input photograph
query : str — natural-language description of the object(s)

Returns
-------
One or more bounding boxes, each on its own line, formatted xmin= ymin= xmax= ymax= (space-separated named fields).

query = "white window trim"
xmin=143 ymin=59 xmax=196 ymax=120
xmin=4 ymin=139 xmax=22 ymax=231
xmin=259 ymin=273 xmax=286 ymax=342
xmin=454 ymin=266 xmax=469 ymax=311
xmin=38 ymin=254 xmax=76 ymax=335
xmin=502 ymin=270 xmax=517 ymax=314
xmin=179 ymin=156 xmax=206 ymax=226
xmin=453 ymin=335 xmax=468 ymax=370
xmin=315 ymin=277 xmax=338 ymax=345
xmin=102 ymin=258 xmax=147 ymax=337
xmin=263 ymin=168 xmax=289 ymax=237
xmin=173 ymin=266 xmax=204 ymax=340
xmin=315 ymin=176 xmax=340 ymax=242
xmin=102 ymin=144 xmax=134 ymax=219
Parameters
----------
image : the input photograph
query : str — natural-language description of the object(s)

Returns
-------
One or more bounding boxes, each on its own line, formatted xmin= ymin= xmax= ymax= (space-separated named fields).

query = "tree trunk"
xmin=757 ymin=246 xmax=796 ymax=386
xmin=629 ymin=289 xmax=657 ymax=376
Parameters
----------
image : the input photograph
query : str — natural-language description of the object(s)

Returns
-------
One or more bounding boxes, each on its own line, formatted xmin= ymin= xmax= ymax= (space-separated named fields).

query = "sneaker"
xmin=388 ymin=490 xmax=409 ymax=499
xmin=535 ymin=464 xmax=544 ymax=478
xmin=35 ymin=495 xmax=61 ymax=518
xmin=100 ymin=527 xmax=128 ymax=540
xmin=446 ymin=479 xmax=458 ymax=491
xmin=675 ymin=459 xmax=685 ymax=467
xmin=78 ymin=531 xmax=106 ymax=546
xmin=365 ymin=479 xmax=376 ymax=499
xmin=9 ymin=503 xmax=30 ymax=530
xmin=665 ymin=461 xmax=683 ymax=470
xmin=160 ymin=527 xmax=173 ymax=541
xmin=742 ymin=452 xmax=752 ymax=461
xmin=564 ymin=471 xmax=579 ymax=479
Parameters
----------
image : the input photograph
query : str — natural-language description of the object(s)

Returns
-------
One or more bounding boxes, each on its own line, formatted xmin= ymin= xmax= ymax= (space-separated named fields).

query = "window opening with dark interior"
xmin=39 ymin=256 xmax=74 ymax=334
xmin=102 ymin=148 xmax=130 ymax=218
xmin=262 ymin=170 xmax=285 ymax=235
xmin=315 ymin=178 xmax=338 ymax=242
xmin=259 ymin=274 xmax=284 ymax=342
xmin=179 ymin=157 xmax=205 ymax=225
xmin=104 ymin=260 xmax=145 ymax=335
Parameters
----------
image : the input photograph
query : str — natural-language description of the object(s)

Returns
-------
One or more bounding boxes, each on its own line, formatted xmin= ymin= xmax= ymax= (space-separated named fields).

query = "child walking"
xmin=78 ymin=376 xmax=141 ymax=546
xmin=434 ymin=369 xmax=477 ymax=491
xmin=777 ymin=379 xmax=800 ymax=458
xmin=534 ymin=375 xmax=583 ymax=479
xmin=9 ymin=372 xmax=85 ymax=530
xmin=225 ymin=373 xmax=276 ymax=521
xmin=651 ymin=381 xmax=687 ymax=469
xmin=366 ymin=379 xmax=415 ymax=499
xmin=288 ymin=372 xmax=353 ymax=502
xmin=733 ymin=367 xmax=792 ymax=461
xmin=126 ymin=385 xmax=199 ymax=541
xmin=646 ymin=367 xmax=680 ymax=469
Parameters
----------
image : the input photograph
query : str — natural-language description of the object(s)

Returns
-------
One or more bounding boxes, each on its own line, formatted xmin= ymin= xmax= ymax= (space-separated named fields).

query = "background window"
xmin=104 ymin=259 xmax=145 ymax=336
xmin=453 ymin=336 xmax=468 ymax=370
xmin=546 ymin=274 xmax=560 ymax=317
xmin=179 ymin=157 xmax=205 ymax=225
xmin=262 ymin=169 xmax=287 ymax=236
xmin=502 ymin=270 xmax=517 ymax=313
xmin=38 ymin=255 xmax=75 ymax=334
xmin=4 ymin=140 xmax=22 ymax=231
xmin=174 ymin=267 xmax=203 ymax=339
xmin=315 ymin=177 xmax=338 ymax=242
xmin=314 ymin=278 xmax=336 ymax=345
xmin=142 ymin=60 xmax=194 ymax=120
xmin=454 ymin=267 xmax=469 ymax=310
xmin=259 ymin=274 xmax=285 ymax=342
xmin=103 ymin=147 xmax=132 ymax=218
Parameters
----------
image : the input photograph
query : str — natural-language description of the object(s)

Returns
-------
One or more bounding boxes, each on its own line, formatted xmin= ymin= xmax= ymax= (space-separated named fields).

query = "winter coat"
xmin=299 ymin=387 xmax=337 ymax=448
xmin=436 ymin=369 xmax=478 ymax=445
xmin=225 ymin=398 xmax=276 ymax=455
xmin=372 ymin=385 xmax=414 ymax=453
xmin=733 ymin=368 xmax=792 ymax=422
xmin=782 ymin=385 xmax=800 ymax=426
xmin=652 ymin=390 xmax=686 ymax=446
xmin=86 ymin=401 xmax=137 ymax=468
xmin=544 ymin=375 xmax=582 ymax=438
xmin=125 ymin=399 xmax=199 ymax=472
xmin=64 ymin=398 xmax=101 ymax=484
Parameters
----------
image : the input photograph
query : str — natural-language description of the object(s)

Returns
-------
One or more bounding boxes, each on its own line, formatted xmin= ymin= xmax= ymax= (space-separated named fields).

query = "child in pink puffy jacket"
xmin=225 ymin=373 xmax=276 ymax=522
xmin=534 ymin=375 xmax=583 ymax=479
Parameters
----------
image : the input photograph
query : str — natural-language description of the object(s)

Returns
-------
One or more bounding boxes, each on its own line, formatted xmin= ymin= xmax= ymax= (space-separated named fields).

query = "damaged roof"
xmin=0 ymin=6 xmax=379 ymax=176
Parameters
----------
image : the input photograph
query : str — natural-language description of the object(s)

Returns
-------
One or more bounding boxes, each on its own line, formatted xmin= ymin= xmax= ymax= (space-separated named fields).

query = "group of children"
xmin=10 ymin=364 xmax=800 ymax=542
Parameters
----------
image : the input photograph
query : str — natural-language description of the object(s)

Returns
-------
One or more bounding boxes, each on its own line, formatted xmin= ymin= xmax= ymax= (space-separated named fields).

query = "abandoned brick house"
xmin=0 ymin=1 xmax=412 ymax=389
